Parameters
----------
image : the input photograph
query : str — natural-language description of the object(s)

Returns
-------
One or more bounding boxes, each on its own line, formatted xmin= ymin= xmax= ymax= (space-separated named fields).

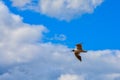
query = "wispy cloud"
xmin=46 ymin=34 xmax=67 ymax=41
xmin=9 ymin=0 xmax=103 ymax=21
xmin=10 ymin=0 xmax=32 ymax=8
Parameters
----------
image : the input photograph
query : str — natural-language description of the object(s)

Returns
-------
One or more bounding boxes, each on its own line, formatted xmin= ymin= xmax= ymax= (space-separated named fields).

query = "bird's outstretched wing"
xmin=76 ymin=44 xmax=82 ymax=50
xmin=74 ymin=53 xmax=82 ymax=61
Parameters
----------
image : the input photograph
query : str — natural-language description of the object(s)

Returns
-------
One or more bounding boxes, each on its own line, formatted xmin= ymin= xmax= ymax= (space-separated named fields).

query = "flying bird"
xmin=72 ymin=44 xmax=87 ymax=61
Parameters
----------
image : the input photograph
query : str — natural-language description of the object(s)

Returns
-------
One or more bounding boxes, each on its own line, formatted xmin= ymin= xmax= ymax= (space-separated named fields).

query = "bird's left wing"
xmin=74 ymin=53 xmax=82 ymax=61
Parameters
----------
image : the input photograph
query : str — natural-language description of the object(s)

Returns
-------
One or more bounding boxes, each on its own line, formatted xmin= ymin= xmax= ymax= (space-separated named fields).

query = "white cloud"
xmin=9 ymin=0 xmax=103 ymax=21
xmin=103 ymin=73 xmax=120 ymax=80
xmin=0 ymin=41 xmax=120 ymax=80
xmin=10 ymin=0 xmax=32 ymax=8
xmin=0 ymin=1 xmax=47 ymax=66
xmin=58 ymin=74 xmax=84 ymax=80
xmin=0 ymin=1 xmax=120 ymax=80
xmin=39 ymin=0 xmax=103 ymax=21
xmin=47 ymin=34 xmax=66 ymax=41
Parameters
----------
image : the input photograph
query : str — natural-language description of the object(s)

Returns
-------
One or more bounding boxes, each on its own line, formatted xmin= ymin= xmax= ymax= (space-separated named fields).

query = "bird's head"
xmin=72 ymin=49 xmax=75 ymax=52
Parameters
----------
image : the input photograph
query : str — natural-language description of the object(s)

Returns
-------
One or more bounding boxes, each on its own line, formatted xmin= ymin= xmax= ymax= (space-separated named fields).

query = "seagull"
xmin=72 ymin=44 xmax=87 ymax=61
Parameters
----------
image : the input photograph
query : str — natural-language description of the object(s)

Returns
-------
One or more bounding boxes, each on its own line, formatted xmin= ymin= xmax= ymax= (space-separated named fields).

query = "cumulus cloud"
xmin=0 ymin=24 xmax=120 ymax=80
xmin=0 ymin=47 xmax=120 ymax=80
xmin=39 ymin=0 xmax=103 ymax=20
xmin=1 ymin=1 xmax=120 ymax=80
xmin=0 ymin=1 xmax=47 ymax=66
xmin=9 ymin=0 xmax=103 ymax=21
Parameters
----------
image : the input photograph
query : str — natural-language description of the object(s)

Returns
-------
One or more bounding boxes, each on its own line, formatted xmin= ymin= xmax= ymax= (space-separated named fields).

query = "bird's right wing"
xmin=76 ymin=44 xmax=82 ymax=50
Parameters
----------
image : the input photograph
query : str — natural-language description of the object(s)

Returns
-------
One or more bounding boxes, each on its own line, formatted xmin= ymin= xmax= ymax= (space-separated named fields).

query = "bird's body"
xmin=72 ymin=44 xmax=87 ymax=61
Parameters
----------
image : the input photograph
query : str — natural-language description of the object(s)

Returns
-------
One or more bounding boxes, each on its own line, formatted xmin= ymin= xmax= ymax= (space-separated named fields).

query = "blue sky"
xmin=3 ymin=0 xmax=120 ymax=50
xmin=0 ymin=0 xmax=120 ymax=80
